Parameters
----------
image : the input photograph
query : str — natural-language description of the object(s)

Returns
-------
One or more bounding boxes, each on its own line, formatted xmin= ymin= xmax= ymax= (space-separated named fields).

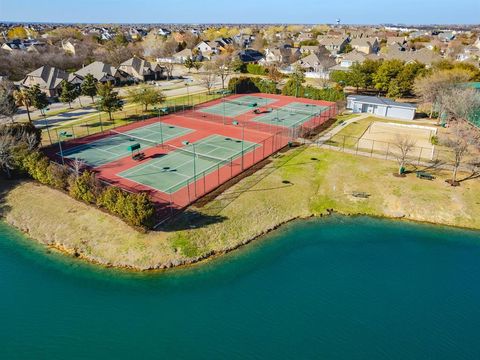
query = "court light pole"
xmin=185 ymin=82 xmax=190 ymax=107
xmin=42 ymin=107 xmax=52 ymax=145
xmin=153 ymin=106 xmax=164 ymax=145
xmin=58 ymin=131 xmax=73 ymax=165
xmin=182 ymin=140 xmax=197 ymax=196
xmin=232 ymin=120 xmax=245 ymax=170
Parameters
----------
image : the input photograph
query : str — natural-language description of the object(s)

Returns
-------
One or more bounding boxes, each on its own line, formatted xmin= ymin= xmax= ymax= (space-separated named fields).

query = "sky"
xmin=1 ymin=0 xmax=479 ymax=24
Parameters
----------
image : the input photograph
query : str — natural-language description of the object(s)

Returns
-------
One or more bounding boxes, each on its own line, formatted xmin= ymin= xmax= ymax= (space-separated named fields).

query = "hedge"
xmin=228 ymin=77 xmax=279 ymax=94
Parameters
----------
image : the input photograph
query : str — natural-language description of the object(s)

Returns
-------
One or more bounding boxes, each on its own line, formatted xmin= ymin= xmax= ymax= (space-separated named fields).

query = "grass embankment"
xmin=2 ymin=146 xmax=480 ymax=270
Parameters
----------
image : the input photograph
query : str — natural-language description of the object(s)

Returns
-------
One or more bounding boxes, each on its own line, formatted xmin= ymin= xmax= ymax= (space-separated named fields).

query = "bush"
xmin=69 ymin=171 xmax=101 ymax=204
xmin=47 ymin=162 xmax=70 ymax=190
xmin=21 ymin=151 xmax=50 ymax=184
xmin=246 ymin=63 xmax=267 ymax=75
xmin=228 ymin=77 xmax=279 ymax=94
xmin=97 ymin=186 xmax=155 ymax=228
xmin=0 ymin=122 xmax=42 ymax=148
xmin=281 ymin=80 xmax=345 ymax=101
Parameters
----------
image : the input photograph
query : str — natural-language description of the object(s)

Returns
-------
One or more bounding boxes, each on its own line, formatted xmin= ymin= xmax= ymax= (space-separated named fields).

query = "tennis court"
xmin=252 ymin=102 xmax=329 ymax=128
xmin=118 ymin=134 xmax=258 ymax=194
xmin=60 ymin=122 xmax=192 ymax=167
xmin=199 ymin=95 xmax=277 ymax=117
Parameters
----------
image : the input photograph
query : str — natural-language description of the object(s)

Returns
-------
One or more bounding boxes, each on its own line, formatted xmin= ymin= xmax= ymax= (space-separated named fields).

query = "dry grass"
xmin=2 ymin=146 xmax=480 ymax=270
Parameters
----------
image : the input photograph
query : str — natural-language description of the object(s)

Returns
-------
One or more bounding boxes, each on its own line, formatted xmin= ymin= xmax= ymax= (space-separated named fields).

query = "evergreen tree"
xmin=26 ymin=85 xmax=49 ymax=112
xmin=59 ymin=80 xmax=79 ymax=108
xmin=184 ymin=57 xmax=195 ymax=73
xmin=81 ymin=73 xmax=97 ymax=103
xmin=96 ymin=82 xmax=123 ymax=121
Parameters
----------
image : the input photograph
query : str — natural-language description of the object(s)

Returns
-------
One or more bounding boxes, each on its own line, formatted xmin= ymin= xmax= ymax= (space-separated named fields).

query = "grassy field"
xmin=2 ymin=146 xmax=480 ymax=270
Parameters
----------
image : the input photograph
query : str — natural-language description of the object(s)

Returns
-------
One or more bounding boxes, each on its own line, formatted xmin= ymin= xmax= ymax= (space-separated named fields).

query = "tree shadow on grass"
xmin=157 ymin=209 xmax=227 ymax=232
xmin=0 ymin=178 xmax=19 ymax=218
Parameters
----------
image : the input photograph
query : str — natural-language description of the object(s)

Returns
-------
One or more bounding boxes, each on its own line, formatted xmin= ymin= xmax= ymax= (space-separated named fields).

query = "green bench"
xmin=416 ymin=171 xmax=435 ymax=180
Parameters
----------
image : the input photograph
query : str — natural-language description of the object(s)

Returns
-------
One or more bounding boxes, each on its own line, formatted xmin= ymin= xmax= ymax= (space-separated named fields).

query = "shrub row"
xmin=281 ymin=79 xmax=345 ymax=101
xmin=18 ymin=151 xmax=155 ymax=229
xmin=228 ymin=76 xmax=279 ymax=94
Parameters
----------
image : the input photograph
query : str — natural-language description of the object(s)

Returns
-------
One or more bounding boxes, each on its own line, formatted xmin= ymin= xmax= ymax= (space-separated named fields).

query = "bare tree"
xmin=414 ymin=69 xmax=473 ymax=118
xmin=392 ymin=135 xmax=416 ymax=176
xmin=439 ymin=87 xmax=480 ymax=123
xmin=440 ymin=123 xmax=472 ymax=186
xmin=0 ymin=81 xmax=18 ymax=124
xmin=266 ymin=63 xmax=283 ymax=86
xmin=159 ymin=62 xmax=175 ymax=80
xmin=0 ymin=132 xmax=15 ymax=178
xmin=72 ymin=157 xmax=86 ymax=178
xmin=214 ymin=54 xmax=232 ymax=89
xmin=199 ymin=63 xmax=217 ymax=94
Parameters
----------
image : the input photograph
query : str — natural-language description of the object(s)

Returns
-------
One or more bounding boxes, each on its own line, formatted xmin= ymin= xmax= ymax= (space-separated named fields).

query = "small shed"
xmin=346 ymin=95 xmax=417 ymax=120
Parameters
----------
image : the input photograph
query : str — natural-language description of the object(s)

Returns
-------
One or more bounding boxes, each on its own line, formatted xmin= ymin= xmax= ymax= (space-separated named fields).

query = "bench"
xmin=132 ymin=152 xmax=145 ymax=161
xmin=416 ymin=171 xmax=435 ymax=180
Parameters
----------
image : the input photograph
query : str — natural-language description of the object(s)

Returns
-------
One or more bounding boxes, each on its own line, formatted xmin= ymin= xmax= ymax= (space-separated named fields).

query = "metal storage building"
xmin=346 ymin=95 xmax=417 ymax=120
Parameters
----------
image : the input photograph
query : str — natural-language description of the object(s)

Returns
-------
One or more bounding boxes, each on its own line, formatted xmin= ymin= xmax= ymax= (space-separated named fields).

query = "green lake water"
xmin=1 ymin=216 xmax=480 ymax=359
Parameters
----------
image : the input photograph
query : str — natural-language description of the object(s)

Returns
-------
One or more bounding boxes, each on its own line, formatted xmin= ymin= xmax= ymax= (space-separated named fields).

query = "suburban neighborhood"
xmin=1 ymin=1 xmax=480 ymax=358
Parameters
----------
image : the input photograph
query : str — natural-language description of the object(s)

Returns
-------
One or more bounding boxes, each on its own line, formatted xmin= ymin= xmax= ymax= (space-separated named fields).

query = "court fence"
xmin=318 ymin=134 xmax=479 ymax=171
xmin=40 ymin=92 xmax=224 ymax=147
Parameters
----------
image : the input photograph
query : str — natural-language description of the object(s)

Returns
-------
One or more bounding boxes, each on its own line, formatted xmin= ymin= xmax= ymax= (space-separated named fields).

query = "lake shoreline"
xmin=2 ymin=147 xmax=480 ymax=271
xmin=4 ymin=206 xmax=480 ymax=273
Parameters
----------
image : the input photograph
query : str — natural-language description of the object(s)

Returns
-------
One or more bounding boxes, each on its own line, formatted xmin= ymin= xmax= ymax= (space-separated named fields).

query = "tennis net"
xmin=273 ymin=106 xmax=322 ymax=117
xmin=164 ymin=143 xmax=238 ymax=165
xmin=110 ymin=130 xmax=159 ymax=147
xmin=222 ymin=99 xmax=259 ymax=107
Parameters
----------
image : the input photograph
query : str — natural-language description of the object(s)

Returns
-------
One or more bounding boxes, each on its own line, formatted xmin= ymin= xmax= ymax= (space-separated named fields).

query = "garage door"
xmin=386 ymin=106 xmax=413 ymax=120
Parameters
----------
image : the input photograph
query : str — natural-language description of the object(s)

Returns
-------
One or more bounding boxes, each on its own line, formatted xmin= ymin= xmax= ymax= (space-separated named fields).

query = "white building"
xmin=347 ymin=95 xmax=417 ymax=120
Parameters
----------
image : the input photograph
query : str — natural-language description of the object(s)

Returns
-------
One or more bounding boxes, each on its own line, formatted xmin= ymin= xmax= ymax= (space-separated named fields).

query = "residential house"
xmin=158 ymin=28 xmax=171 ymax=36
xmin=383 ymin=47 xmax=442 ymax=67
xmin=329 ymin=50 xmax=368 ymax=72
xmin=61 ymin=39 xmax=77 ymax=55
xmin=456 ymin=46 xmax=480 ymax=62
xmin=118 ymin=57 xmax=164 ymax=82
xmin=260 ymin=46 xmax=301 ymax=65
xmin=237 ymin=49 xmax=264 ymax=63
xmin=318 ymin=36 xmax=349 ymax=56
xmin=437 ymin=32 xmax=455 ymax=42
xmin=292 ymin=51 xmax=336 ymax=79
xmin=75 ymin=61 xmax=127 ymax=84
xmin=409 ymin=30 xmax=430 ymax=39
xmin=350 ymin=37 xmax=379 ymax=54
xmin=300 ymin=45 xmax=322 ymax=55
xmin=172 ymin=48 xmax=193 ymax=63
xmin=1 ymin=39 xmax=46 ymax=52
xmin=233 ymin=33 xmax=254 ymax=48
xmin=19 ymin=65 xmax=80 ymax=98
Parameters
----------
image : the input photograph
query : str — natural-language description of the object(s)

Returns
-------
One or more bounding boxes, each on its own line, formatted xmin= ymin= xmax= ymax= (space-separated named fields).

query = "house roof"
xmin=174 ymin=48 xmax=193 ymax=57
xmin=383 ymin=47 xmax=442 ymax=65
xmin=340 ymin=49 xmax=367 ymax=62
xmin=22 ymin=65 xmax=69 ymax=90
xmin=347 ymin=95 xmax=417 ymax=109
xmin=120 ymin=57 xmax=160 ymax=75
xmin=294 ymin=52 xmax=336 ymax=69
xmin=75 ymin=61 xmax=118 ymax=81
xmin=318 ymin=36 xmax=348 ymax=47
xmin=350 ymin=37 xmax=377 ymax=47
